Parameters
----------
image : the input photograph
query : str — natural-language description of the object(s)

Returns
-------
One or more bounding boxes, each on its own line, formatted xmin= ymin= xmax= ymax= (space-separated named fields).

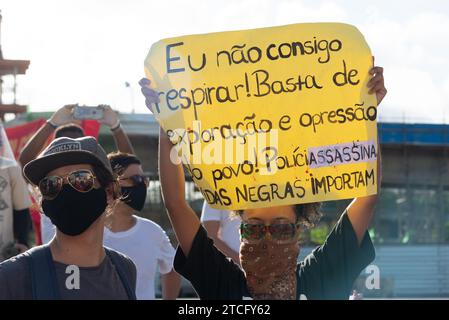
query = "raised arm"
xmin=346 ymin=140 xmax=381 ymax=244
xmin=18 ymin=105 xmax=76 ymax=167
xmin=346 ymin=64 xmax=387 ymax=244
xmin=18 ymin=123 xmax=54 ymax=167
xmin=112 ymin=126 xmax=134 ymax=154
xmin=159 ymin=128 xmax=200 ymax=256
xmin=140 ymin=77 xmax=201 ymax=256
xmin=99 ymin=105 xmax=135 ymax=154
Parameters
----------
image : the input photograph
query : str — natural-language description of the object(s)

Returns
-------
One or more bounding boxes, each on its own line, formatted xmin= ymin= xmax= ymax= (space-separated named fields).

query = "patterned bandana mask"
xmin=240 ymin=240 xmax=300 ymax=300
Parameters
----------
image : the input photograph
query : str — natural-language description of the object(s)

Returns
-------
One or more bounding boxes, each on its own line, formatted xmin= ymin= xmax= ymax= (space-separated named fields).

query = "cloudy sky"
xmin=2 ymin=0 xmax=448 ymax=123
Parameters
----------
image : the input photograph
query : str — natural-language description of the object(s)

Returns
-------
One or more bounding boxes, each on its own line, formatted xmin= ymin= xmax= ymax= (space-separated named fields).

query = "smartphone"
xmin=73 ymin=106 xmax=104 ymax=120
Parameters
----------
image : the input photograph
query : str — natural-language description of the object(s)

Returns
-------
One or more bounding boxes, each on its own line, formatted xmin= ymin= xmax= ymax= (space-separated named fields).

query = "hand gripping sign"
xmin=144 ymin=23 xmax=378 ymax=210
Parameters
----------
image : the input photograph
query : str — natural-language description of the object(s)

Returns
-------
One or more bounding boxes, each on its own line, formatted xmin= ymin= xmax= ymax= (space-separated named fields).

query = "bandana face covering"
xmin=240 ymin=239 xmax=300 ymax=300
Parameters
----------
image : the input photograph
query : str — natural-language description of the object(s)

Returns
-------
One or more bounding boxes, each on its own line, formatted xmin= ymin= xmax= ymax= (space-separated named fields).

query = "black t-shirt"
xmin=0 ymin=247 xmax=137 ymax=300
xmin=174 ymin=211 xmax=375 ymax=300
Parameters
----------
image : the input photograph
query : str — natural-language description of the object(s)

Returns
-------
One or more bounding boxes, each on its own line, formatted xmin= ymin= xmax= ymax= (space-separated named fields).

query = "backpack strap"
xmin=24 ymin=245 xmax=60 ymax=300
xmin=104 ymin=247 xmax=136 ymax=300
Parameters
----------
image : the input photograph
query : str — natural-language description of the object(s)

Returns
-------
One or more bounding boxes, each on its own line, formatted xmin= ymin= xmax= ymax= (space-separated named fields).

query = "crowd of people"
xmin=0 ymin=63 xmax=386 ymax=300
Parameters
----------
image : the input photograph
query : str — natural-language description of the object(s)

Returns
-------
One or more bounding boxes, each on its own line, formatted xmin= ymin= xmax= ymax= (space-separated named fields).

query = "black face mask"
xmin=121 ymin=183 xmax=147 ymax=212
xmin=42 ymin=185 xmax=107 ymax=236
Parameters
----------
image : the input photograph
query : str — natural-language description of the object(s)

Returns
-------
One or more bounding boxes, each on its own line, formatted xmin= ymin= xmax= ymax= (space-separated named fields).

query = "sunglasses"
xmin=39 ymin=169 xmax=97 ymax=200
xmin=240 ymin=221 xmax=300 ymax=243
xmin=118 ymin=175 xmax=149 ymax=186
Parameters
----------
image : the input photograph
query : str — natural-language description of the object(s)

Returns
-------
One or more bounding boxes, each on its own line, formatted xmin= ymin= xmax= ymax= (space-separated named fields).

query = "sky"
xmin=1 ymin=0 xmax=449 ymax=123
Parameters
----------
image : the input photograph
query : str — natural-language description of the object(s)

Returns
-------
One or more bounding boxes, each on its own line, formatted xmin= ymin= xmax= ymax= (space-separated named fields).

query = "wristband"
xmin=46 ymin=119 xmax=58 ymax=129
xmin=110 ymin=121 xmax=121 ymax=132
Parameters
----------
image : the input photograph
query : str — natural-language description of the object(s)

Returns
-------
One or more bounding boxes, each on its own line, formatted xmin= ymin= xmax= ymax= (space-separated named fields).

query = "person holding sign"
xmin=141 ymin=63 xmax=385 ymax=300
xmin=142 ymin=23 xmax=387 ymax=299
xmin=145 ymin=23 xmax=382 ymax=208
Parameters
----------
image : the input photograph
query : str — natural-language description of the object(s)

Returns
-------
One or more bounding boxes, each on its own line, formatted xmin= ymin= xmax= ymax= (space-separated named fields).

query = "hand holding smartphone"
xmin=73 ymin=105 xmax=104 ymax=120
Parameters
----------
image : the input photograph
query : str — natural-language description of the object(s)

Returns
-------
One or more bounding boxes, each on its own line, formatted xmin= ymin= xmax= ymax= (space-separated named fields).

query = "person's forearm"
xmin=161 ymin=270 xmax=181 ymax=299
xmin=159 ymin=128 xmax=200 ymax=256
xmin=346 ymin=139 xmax=381 ymax=244
xmin=376 ymin=139 xmax=382 ymax=193
xmin=112 ymin=127 xmax=135 ymax=154
xmin=210 ymin=237 xmax=240 ymax=265
xmin=13 ymin=208 xmax=31 ymax=247
xmin=159 ymin=129 xmax=187 ymax=206
xmin=19 ymin=122 xmax=54 ymax=167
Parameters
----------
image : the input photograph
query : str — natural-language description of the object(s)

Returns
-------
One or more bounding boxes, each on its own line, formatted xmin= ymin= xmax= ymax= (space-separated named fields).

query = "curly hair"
xmin=293 ymin=203 xmax=322 ymax=229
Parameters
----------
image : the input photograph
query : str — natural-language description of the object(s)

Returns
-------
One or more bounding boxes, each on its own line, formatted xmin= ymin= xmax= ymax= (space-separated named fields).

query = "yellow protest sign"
xmin=144 ymin=22 xmax=378 ymax=210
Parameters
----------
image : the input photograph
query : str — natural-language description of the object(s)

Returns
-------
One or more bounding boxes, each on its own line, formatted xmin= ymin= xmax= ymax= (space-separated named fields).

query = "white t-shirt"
xmin=0 ymin=164 xmax=32 ymax=258
xmin=103 ymin=216 xmax=176 ymax=300
xmin=200 ymin=201 xmax=241 ymax=253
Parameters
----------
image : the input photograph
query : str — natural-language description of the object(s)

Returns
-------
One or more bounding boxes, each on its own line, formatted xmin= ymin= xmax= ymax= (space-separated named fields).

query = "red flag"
xmin=5 ymin=119 xmax=101 ymax=159
xmin=4 ymin=119 xmax=46 ymax=160
xmin=80 ymin=119 xmax=101 ymax=138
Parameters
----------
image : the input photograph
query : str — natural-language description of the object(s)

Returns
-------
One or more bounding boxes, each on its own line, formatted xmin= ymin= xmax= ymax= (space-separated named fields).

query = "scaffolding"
xmin=375 ymin=122 xmax=449 ymax=245
xmin=0 ymin=10 xmax=29 ymax=120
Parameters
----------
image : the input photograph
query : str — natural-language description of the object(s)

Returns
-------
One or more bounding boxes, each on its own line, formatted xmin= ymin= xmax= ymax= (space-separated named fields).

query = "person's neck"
xmin=50 ymin=217 xmax=105 ymax=267
xmin=107 ymin=202 xmax=136 ymax=233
